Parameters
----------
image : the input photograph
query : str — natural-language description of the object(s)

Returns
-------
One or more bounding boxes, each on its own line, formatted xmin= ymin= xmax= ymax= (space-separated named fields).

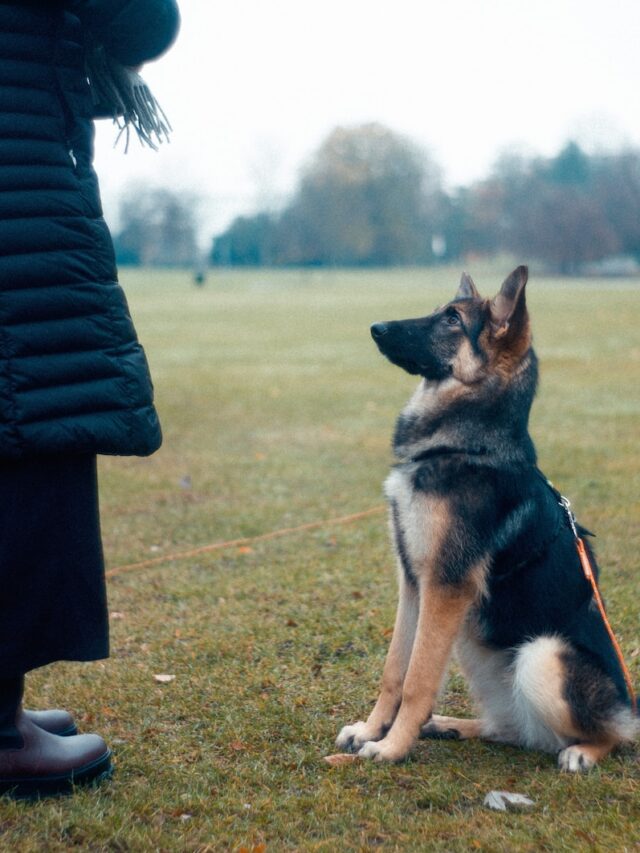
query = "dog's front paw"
xmin=557 ymin=745 xmax=596 ymax=773
xmin=336 ymin=721 xmax=379 ymax=752
xmin=357 ymin=738 xmax=407 ymax=763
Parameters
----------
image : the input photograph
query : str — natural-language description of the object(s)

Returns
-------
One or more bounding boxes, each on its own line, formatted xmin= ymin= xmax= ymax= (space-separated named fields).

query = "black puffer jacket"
xmin=0 ymin=0 xmax=179 ymax=459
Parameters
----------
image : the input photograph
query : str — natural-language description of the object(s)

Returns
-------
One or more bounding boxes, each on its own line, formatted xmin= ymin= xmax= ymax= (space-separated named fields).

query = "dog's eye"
xmin=445 ymin=311 xmax=461 ymax=326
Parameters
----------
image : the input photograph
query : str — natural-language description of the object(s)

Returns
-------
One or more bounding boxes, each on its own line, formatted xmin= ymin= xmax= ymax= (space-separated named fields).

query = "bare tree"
xmin=280 ymin=123 xmax=442 ymax=265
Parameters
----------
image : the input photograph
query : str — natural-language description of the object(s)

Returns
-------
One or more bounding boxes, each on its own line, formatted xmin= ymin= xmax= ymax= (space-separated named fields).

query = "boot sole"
xmin=0 ymin=749 xmax=112 ymax=800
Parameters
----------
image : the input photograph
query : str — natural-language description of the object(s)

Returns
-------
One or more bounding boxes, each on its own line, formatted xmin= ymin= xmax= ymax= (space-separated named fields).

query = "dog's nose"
xmin=370 ymin=322 xmax=389 ymax=340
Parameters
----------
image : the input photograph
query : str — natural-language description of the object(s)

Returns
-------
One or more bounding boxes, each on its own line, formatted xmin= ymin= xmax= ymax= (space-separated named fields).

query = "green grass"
xmin=2 ymin=266 xmax=639 ymax=851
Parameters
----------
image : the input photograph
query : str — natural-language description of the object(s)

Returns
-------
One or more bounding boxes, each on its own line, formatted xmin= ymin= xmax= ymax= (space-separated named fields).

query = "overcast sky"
xmin=93 ymin=0 xmax=640 ymax=246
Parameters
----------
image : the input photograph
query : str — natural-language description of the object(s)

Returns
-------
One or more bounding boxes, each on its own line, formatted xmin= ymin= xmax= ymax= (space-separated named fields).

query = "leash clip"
xmin=559 ymin=495 xmax=579 ymax=540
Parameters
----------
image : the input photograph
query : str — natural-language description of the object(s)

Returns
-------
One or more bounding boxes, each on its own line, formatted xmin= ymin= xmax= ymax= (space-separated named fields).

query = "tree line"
xmin=113 ymin=123 xmax=640 ymax=274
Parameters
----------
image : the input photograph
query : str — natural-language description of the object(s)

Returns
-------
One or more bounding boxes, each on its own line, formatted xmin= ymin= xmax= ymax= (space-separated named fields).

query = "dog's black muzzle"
xmin=370 ymin=322 xmax=389 ymax=340
xmin=370 ymin=319 xmax=451 ymax=380
xmin=371 ymin=323 xmax=389 ymax=343
xmin=371 ymin=320 xmax=423 ymax=374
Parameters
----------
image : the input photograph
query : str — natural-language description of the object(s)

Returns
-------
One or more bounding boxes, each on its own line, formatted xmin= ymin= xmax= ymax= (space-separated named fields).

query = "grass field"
xmin=2 ymin=265 xmax=639 ymax=851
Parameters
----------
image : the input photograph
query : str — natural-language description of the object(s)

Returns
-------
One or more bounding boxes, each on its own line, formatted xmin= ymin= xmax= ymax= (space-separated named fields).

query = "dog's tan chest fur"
xmin=384 ymin=466 xmax=448 ymax=573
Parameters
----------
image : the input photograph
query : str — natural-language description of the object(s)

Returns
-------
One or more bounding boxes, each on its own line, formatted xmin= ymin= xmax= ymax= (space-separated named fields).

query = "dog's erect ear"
xmin=455 ymin=272 xmax=480 ymax=300
xmin=490 ymin=266 xmax=528 ymax=339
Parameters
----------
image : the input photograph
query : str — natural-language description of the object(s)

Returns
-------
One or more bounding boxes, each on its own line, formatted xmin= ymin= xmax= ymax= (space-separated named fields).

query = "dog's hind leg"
xmin=336 ymin=571 xmax=419 ymax=752
xmin=557 ymin=740 xmax=619 ymax=772
xmin=420 ymin=715 xmax=483 ymax=740
xmin=512 ymin=635 xmax=637 ymax=771
xmin=511 ymin=636 xmax=583 ymax=755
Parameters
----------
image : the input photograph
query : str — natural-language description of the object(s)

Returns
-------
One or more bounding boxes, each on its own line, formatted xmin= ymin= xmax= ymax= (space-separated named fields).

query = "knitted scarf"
xmin=84 ymin=43 xmax=171 ymax=151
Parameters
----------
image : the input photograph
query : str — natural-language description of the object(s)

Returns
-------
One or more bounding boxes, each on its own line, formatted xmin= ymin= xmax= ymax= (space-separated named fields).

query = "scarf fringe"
xmin=85 ymin=45 xmax=171 ymax=152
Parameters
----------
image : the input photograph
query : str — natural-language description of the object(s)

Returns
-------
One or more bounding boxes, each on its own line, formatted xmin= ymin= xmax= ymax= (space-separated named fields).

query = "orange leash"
xmin=574 ymin=536 xmax=637 ymax=711
xmin=105 ymin=504 xmax=386 ymax=579
xmin=559 ymin=495 xmax=637 ymax=711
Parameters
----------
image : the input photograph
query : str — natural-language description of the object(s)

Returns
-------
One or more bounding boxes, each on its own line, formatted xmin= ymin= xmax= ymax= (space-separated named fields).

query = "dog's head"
xmin=371 ymin=266 xmax=531 ymax=385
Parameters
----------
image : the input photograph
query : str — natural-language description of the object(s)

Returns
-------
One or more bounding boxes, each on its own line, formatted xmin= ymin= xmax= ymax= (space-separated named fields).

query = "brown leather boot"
xmin=0 ymin=711 xmax=111 ymax=799
xmin=23 ymin=709 xmax=77 ymax=737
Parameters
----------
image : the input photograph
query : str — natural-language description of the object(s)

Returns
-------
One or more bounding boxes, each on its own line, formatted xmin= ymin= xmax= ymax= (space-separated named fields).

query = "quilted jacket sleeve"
xmin=69 ymin=0 xmax=180 ymax=65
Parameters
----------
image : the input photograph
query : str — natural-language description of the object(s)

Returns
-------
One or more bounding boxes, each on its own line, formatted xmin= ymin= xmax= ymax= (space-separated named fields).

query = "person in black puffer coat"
xmin=0 ymin=0 xmax=179 ymax=798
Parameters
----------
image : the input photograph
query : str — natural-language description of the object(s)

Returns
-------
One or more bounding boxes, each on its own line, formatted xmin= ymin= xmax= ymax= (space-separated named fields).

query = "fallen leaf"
xmin=237 ymin=546 xmax=254 ymax=555
xmin=153 ymin=674 xmax=176 ymax=683
xmin=230 ymin=740 xmax=247 ymax=751
xmin=483 ymin=791 xmax=535 ymax=812
xmin=110 ymin=611 xmax=125 ymax=620
xmin=324 ymin=753 xmax=359 ymax=766
xmin=630 ymin=647 xmax=639 ymax=658
xmin=286 ymin=618 xmax=298 ymax=627
xmin=575 ymin=829 xmax=597 ymax=844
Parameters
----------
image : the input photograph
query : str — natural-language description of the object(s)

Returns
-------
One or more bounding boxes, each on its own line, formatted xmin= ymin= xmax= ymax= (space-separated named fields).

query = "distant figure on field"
xmin=194 ymin=269 xmax=207 ymax=286
xmin=0 ymin=0 xmax=179 ymax=798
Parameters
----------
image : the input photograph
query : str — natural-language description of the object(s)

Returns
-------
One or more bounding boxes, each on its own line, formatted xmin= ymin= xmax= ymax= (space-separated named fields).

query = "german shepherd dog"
xmin=336 ymin=266 xmax=637 ymax=771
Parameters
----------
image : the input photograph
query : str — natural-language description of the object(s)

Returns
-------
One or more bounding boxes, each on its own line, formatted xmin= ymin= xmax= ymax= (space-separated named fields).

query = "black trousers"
xmin=0 ymin=455 xmax=109 ymax=679
xmin=0 ymin=677 xmax=23 ymax=749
